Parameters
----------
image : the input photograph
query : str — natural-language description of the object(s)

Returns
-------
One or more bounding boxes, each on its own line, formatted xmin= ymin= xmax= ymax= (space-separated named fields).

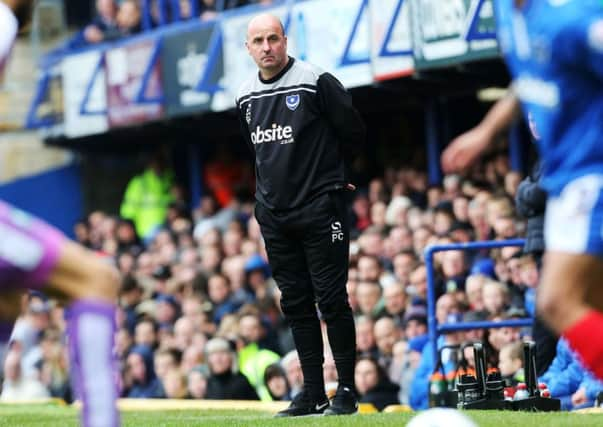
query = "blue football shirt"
xmin=495 ymin=0 xmax=603 ymax=196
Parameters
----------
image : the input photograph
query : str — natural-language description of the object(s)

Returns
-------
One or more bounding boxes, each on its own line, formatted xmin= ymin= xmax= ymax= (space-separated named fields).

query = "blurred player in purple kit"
xmin=0 ymin=1 xmax=120 ymax=426
xmin=442 ymin=0 xmax=603 ymax=381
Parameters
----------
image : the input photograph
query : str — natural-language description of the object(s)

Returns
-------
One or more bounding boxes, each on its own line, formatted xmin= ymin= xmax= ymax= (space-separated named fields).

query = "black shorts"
xmin=254 ymin=190 xmax=350 ymax=316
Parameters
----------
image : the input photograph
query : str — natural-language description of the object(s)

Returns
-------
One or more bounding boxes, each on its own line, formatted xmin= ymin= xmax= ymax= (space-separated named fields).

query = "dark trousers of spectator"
xmin=255 ymin=190 xmax=356 ymax=399
xmin=533 ymin=252 xmax=558 ymax=376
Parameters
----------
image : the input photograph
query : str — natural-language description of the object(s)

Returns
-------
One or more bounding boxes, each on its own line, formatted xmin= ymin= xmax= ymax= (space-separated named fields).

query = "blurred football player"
xmin=0 ymin=1 xmax=120 ymax=426
xmin=442 ymin=0 xmax=603 ymax=380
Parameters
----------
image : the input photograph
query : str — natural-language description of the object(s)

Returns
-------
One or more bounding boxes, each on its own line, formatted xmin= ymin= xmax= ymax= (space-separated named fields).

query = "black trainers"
xmin=323 ymin=386 xmax=358 ymax=416
xmin=275 ymin=390 xmax=330 ymax=417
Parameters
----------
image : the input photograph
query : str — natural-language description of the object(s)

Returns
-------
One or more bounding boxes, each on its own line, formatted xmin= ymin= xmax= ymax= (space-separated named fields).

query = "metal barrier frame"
xmin=424 ymin=239 xmax=532 ymax=364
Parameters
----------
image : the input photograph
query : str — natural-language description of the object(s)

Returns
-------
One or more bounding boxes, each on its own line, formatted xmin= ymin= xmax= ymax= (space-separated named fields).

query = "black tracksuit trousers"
xmin=255 ymin=190 xmax=356 ymax=398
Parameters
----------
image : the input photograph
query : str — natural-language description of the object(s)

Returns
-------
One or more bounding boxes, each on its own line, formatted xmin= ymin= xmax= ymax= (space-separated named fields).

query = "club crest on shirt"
xmin=245 ymin=103 xmax=251 ymax=124
xmin=285 ymin=94 xmax=300 ymax=111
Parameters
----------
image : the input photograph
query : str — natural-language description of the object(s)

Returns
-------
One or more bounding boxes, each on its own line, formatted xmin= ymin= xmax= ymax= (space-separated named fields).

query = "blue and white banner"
xmin=288 ymin=0 xmax=372 ymax=88
xmin=410 ymin=0 xmax=498 ymax=70
xmin=369 ymin=0 xmax=414 ymax=81
xmin=62 ymin=51 xmax=108 ymax=138
xmin=31 ymin=0 xmax=503 ymax=137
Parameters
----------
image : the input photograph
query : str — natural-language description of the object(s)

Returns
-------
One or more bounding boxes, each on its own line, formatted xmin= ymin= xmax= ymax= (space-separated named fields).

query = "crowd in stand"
xmin=69 ymin=0 xmax=273 ymax=48
xmin=2 ymin=147 xmax=602 ymax=411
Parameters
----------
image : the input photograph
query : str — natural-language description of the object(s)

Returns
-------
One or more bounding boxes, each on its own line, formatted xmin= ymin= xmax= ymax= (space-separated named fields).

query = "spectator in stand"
xmin=134 ymin=318 xmax=159 ymax=349
xmin=433 ymin=203 xmax=455 ymax=237
xmin=207 ymin=273 xmax=240 ymax=325
xmin=435 ymin=293 xmax=460 ymax=325
xmin=346 ymin=267 xmax=360 ymax=314
xmin=373 ymin=317 xmax=400 ymax=376
xmin=154 ymin=348 xmax=180 ymax=385
xmin=368 ymin=178 xmax=389 ymax=205
xmin=355 ymin=281 xmax=384 ymax=319
xmin=264 ymin=363 xmax=291 ymax=401
xmin=114 ymin=0 xmax=142 ymax=38
xmin=540 ymin=339 xmax=603 ymax=411
xmin=392 ymin=250 xmax=416 ymax=285
xmin=280 ymin=350 xmax=303 ymax=399
xmin=407 ymin=264 xmax=428 ymax=303
xmin=205 ymin=337 xmax=259 ymax=400
xmin=498 ymin=341 xmax=524 ymax=387
xmin=426 ymin=186 xmax=444 ymax=209
xmin=243 ymin=255 xmax=274 ymax=308
xmin=186 ymin=366 xmax=208 ymax=399
xmin=181 ymin=345 xmax=205 ymax=373
xmin=116 ymin=218 xmax=142 ymax=255
xmin=412 ymin=226 xmax=433 ymax=259
xmin=449 ymin=221 xmax=474 ymax=244
xmin=351 ymin=193 xmax=371 ymax=237
xmin=357 ymin=254 xmax=382 ymax=283
xmin=358 ymin=226 xmax=385 ymax=258
xmin=487 ymin=314 xmax=521 ymax=365
xmin=125 ymin=344 xmax=165 ymax=398
xmin=9 ymin=292 xmax=50 ymax=379
xmin=199 ymin=0 xmax=219 ymax=21
xmin=382 ymin=282 xmax=407 ymax=326
xmin=163 ymin=368 xmax=187 ymax=399
xmin=398 ymin=335 xmax=428 ymax=406
xmin=355 ymin=315 xmax=378 ymax=359
xmin=237 ymin=312 xmax=280 ymax=401
xmin=203 ymin=144 xmax=253 ymax=208
xmin=154 ymin=294 xmax=180 ymax=329
xmin=452 ymin=195 xmax=470 ymax=224
xmin=385 ymin=197 xmax=412 ymax=229
xmin=83 ymin=0 xmax=118 ymax=44
xmin=73 ymin=219 xmax=91 ymax=248
xmin=402 ymin=304 xmax=428 ymax=340
xmin=143 ymin=0 xmax=195 ymax=27
xmin=482 ymin=281 xmax=509 ymax=317
xmin=120 ymin=151 xmax=176 ymax=242
xmin=443 ymin=174 xmax=462 ymax=201
xmin=116 ymin=327 xmax=133 ymax=366
xmin=370 ymin=201 xmax=387 ymax=231
xmin=171 ymin=317 xmax=195 ymax=352
xmin=0 ymin=345 xmax=49 ymax=401
xmin=462 ymin=310 xmax=488 ymax=345
xmin=120 ymin=274 xmax=143 ymax=334
xmin=464 ymin=274 xmax=487 ymax=314
xmin=354 ymin=356 xmax=399 ymax=411
xmin=438 ymin=250 xmax=468 ymax=296
xmin=39 ymin=328 xmax=71 ymax=403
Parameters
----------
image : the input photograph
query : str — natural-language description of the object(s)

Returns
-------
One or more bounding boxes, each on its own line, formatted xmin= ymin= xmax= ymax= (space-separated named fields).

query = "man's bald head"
xmin=245 ymin=12 xmax=289 ymax=80
xmin=246 ymin=13 xmax=284 ymax=41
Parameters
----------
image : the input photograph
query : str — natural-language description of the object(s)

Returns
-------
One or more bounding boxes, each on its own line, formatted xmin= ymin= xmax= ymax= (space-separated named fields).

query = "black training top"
xmin=235 ymin=57 xmax=365 ymax=210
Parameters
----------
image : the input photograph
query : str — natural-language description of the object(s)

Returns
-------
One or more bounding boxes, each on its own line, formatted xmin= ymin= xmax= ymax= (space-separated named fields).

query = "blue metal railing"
xmin=424 ymin=239 xmax=531 ymax=364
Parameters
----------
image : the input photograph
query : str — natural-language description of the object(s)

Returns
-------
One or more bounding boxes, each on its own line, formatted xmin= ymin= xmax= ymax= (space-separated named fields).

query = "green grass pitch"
xmin=1 ymin=406 xmax=603 ymax=427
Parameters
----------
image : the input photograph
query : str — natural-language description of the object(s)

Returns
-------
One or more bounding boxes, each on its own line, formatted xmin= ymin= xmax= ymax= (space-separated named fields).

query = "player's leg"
xmin=537 ymin=252 xmax=603 ymax=377
xmin=47 ymin=240 xmax=120 ymax=427
xmin=0 ymin=200 xmax=50 ymax=345
xmin=301 ymin=191 xmax=357 ymax=416
xmin=254 ymin=203 xmax=328 ymax=416
xmin=0 ymin=201 xmax=119 ymax=426
xmin=537 ymin=175 xmax=603 ymax=380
